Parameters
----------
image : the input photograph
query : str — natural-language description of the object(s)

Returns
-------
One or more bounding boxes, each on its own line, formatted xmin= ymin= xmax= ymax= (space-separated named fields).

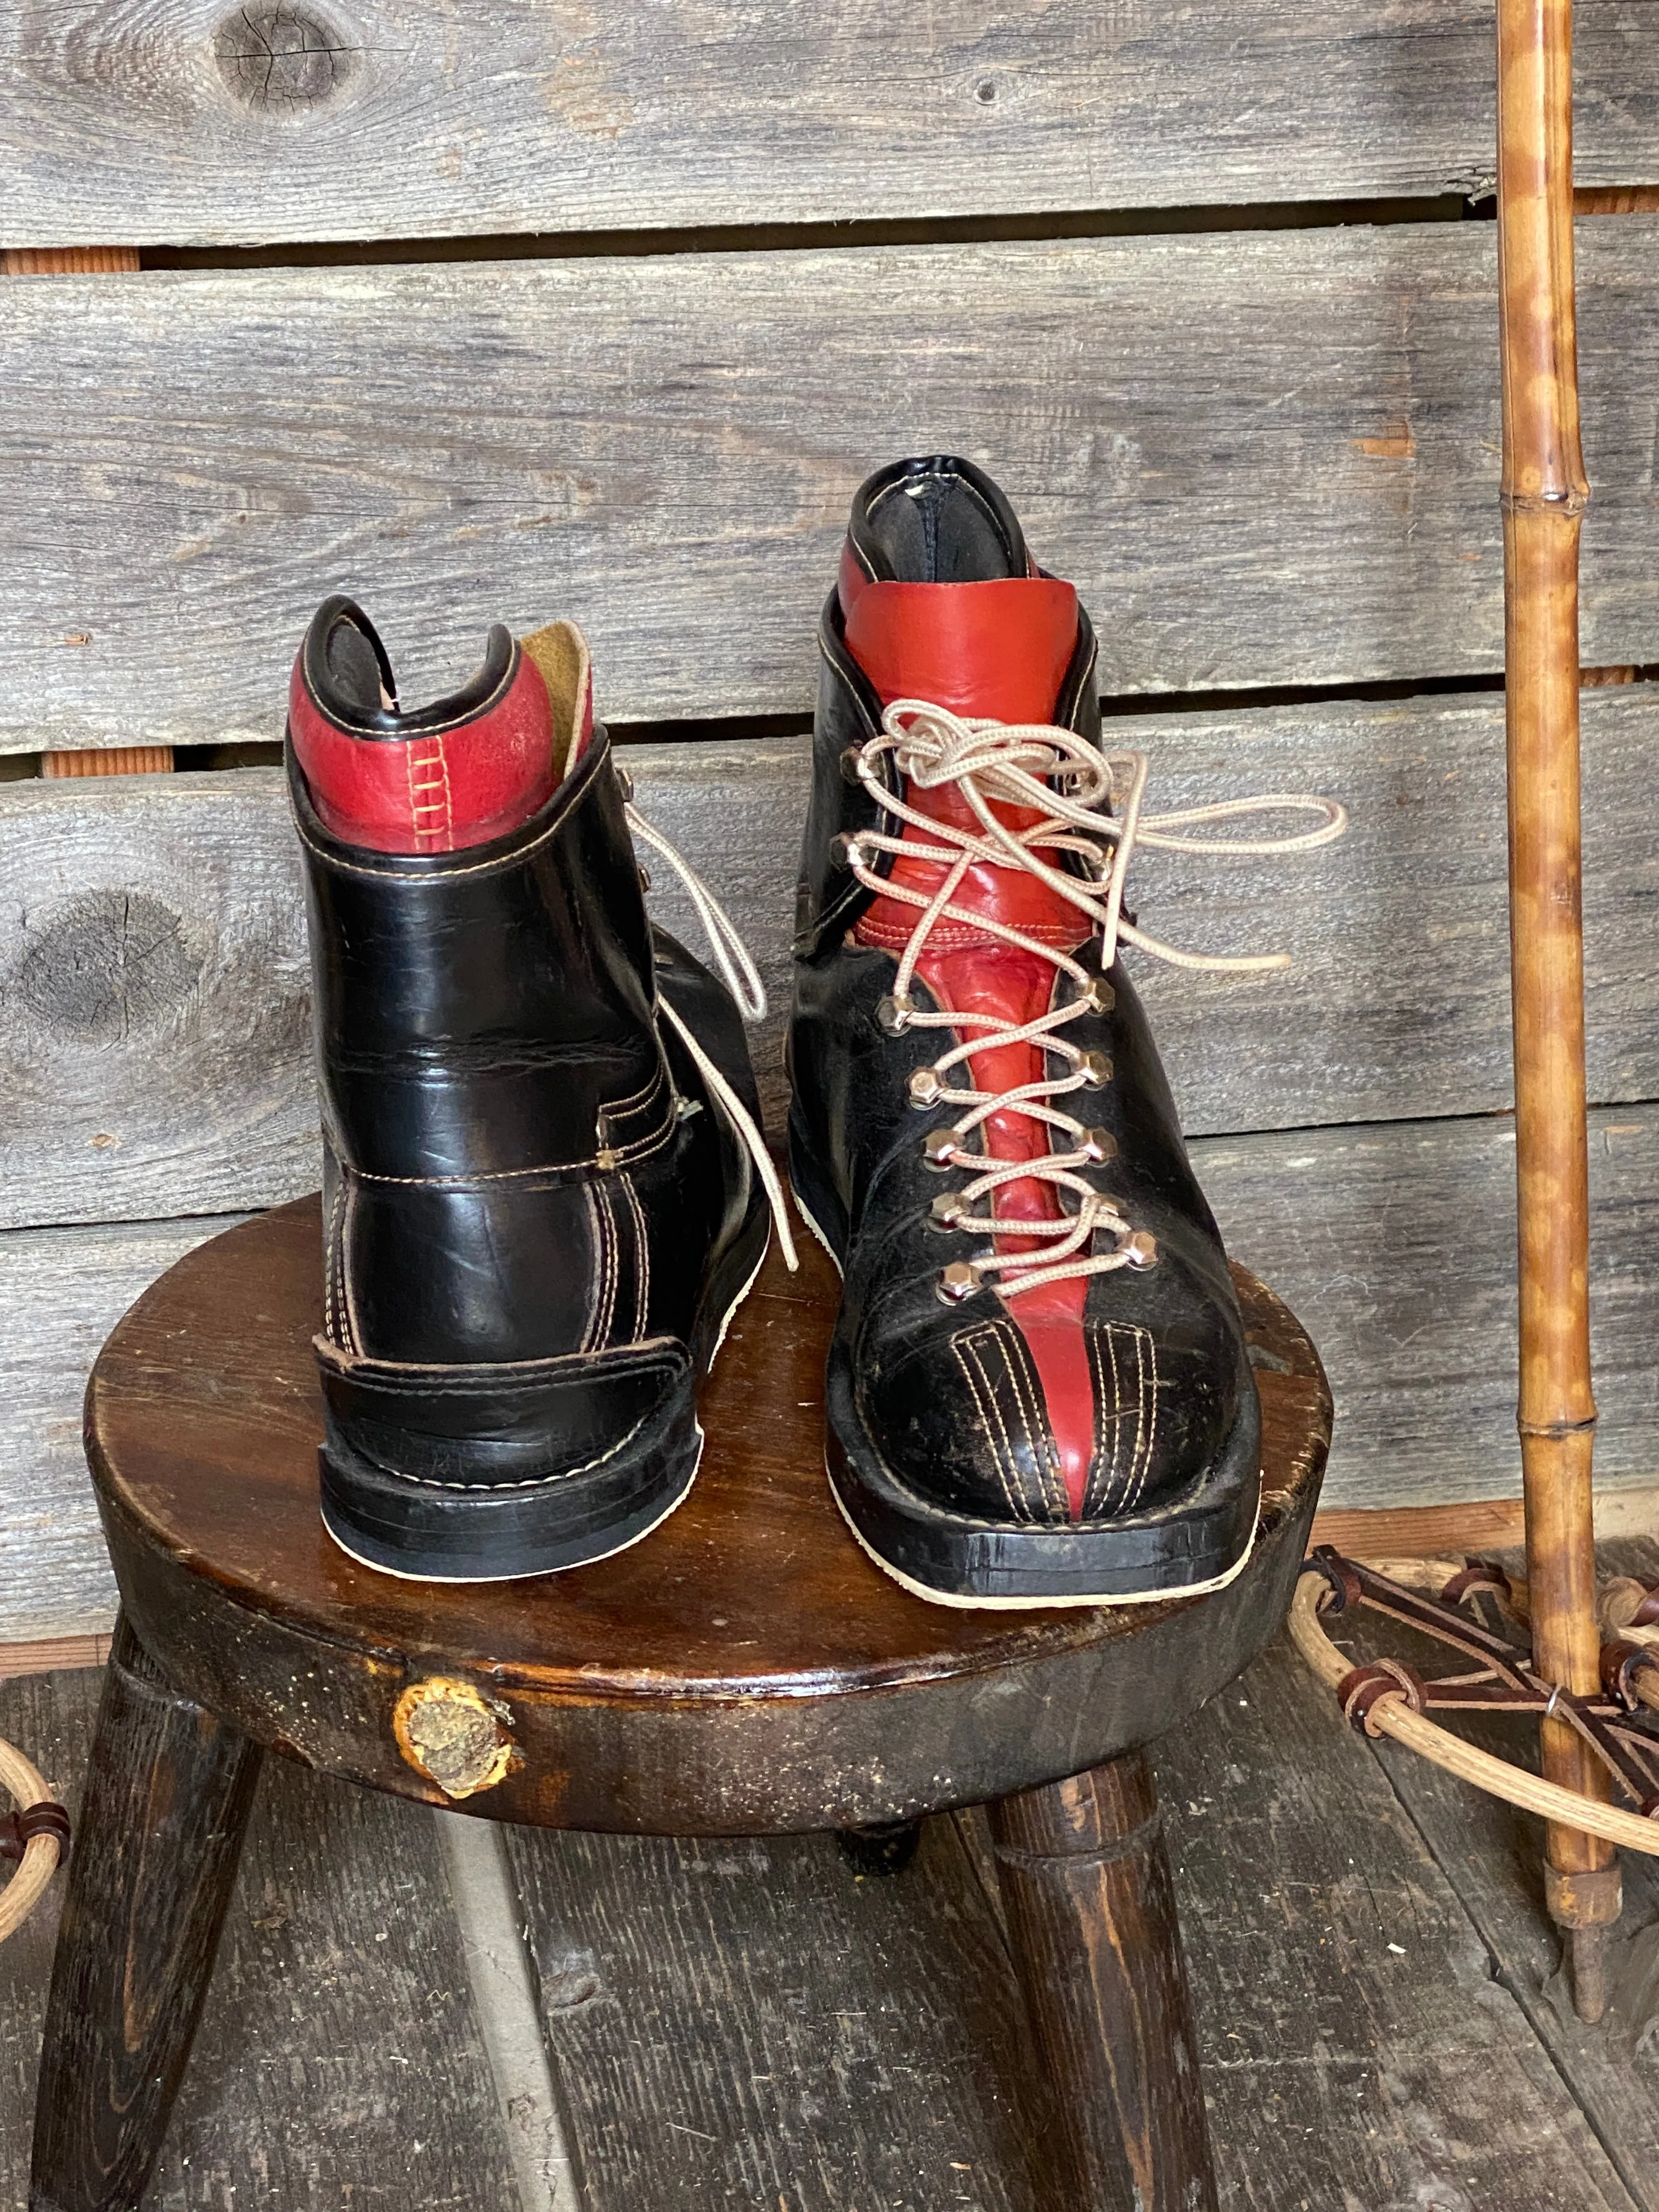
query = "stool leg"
xmin=988 ymin=1749 xmax=1216 ymax=2212
xmin=30 ymin=1614 xmax=263 ymax=2212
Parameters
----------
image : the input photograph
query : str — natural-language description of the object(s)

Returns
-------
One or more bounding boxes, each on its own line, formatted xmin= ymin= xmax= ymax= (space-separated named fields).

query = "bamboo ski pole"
xmin=1496 ymin=0 xmax=1621 ymax=2022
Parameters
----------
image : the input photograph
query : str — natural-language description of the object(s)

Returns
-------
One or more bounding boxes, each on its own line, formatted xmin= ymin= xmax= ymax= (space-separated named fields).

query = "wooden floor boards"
xmin=4 ymin=1626 xmax=1652 ymax=2209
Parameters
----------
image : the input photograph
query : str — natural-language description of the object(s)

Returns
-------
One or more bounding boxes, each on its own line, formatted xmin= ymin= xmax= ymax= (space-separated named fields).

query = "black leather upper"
xmin=787 ymin=455 xmax=1257 ymax=1537
xmin=290 ymin=696 xmax=761 ymax=1490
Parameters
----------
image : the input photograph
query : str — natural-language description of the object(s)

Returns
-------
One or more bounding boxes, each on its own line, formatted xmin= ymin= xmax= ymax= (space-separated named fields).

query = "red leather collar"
xmin=289 ymin=650 xmax=567 ymax=855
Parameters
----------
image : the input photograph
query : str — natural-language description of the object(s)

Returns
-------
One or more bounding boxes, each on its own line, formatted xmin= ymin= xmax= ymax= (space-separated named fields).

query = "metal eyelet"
xmin=928 ymin=1194 xmax=964 ymax=1232
xmin=1082 ymin=976 xmax=1115 ymax=1014
xmin=839 ymin=746 xmax=864 ymax=786
xmin=876 ymin=994 xmax=912 ymax=1036
xmin=1079 ymin=1049 xmax=1112 ymax=1088
xmin=908 ymin=1068 xmax=944 ymax=1108
xmin=1122 ymin=1231 xmax=1158 ymax=1269
xmin=936 ymin=1262 xmax=980 ymax=1305
xmin=613 ymin=765 xmax=635 ymax=803
xmin=831 ymin=832 xmax=866 ymax=872
xmin=637 ymin=863 xmax=652 ymax=893
xmin=923 ymin=1128 xmax=958 ymax=1169
xmin=1080 ymin=1126 xmax=1117 ymax=1163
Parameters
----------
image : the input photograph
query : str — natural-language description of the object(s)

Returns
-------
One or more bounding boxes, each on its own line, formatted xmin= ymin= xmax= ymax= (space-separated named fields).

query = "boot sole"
xmin=788 ymin=1114 xmax=1261 ymax=1611
xmin=319 ymin=1189 xmax=771 ymax=1584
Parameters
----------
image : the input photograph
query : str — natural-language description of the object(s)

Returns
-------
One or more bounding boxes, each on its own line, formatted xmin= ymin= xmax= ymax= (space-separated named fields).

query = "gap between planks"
xmin=435 ymin=1812 xmax=583 ymax=2212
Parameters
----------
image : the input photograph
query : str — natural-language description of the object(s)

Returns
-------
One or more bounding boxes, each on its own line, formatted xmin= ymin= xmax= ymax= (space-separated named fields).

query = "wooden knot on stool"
xmin=392 ymin=1679 xmax=521 ymax=1801
xmin=1337 ymin=1658 xmax=1426 ymax=1736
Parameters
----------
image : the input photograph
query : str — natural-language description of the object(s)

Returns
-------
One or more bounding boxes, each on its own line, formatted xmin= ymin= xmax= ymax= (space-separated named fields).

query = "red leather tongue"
xmin=846 ymin=577 xmax=1084 ymax=956
xmin=844 ymin=575 xmax=1098 ymax=1519
xmin=842 ymin=573 xmax=1079 ymax=723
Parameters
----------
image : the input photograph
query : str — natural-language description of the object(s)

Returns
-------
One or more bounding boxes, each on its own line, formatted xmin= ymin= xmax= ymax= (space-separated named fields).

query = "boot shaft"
xmin=291 ymin=727 xmax=672 ymax=1184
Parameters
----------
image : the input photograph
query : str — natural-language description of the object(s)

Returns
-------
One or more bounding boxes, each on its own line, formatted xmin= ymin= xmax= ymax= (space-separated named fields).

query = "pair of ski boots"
xmin=290 ymin=457 xmax=1339 ymax=1608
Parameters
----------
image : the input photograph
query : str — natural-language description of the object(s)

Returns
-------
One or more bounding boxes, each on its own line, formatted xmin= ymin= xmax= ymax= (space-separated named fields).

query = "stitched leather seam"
xmin=315 ymin=1335 xmax=682 ymax=1386
xmin=951 ymin=1334 xmax=1027 ymax=1525
xmin=363 ymin=1410 xmax=663 ymax=1492
xmin=1124 ymin=1327 xmax=1158 ymax=1515
xmin=578 ymin=1183 xmax=606 ymax=1356
xmin=955 ymin=1327 xmax=1035 ymax=1522
xmin=621 ymin=1170 xmax=650 ymax=1340
xmin=1087 ymin=1322 xmax=1126 ymax=1517
xmin=323 ymin=1175 xmax=346 ymax=1350
xmin=292 ymin=745 xmax=600 ymax=880
xmin=335 ymin=1174 xmax=364 ymax=1356
xmin=1001 ymin=1322 xmax=1067 ymax=1520
xmin=343 ymin=1116 xmax=675 ymax=1185
xmin=602 ymin=1063 xmax=666 ymax=1119
xmin=591 ymin=1182 xmax=618 ymax=1351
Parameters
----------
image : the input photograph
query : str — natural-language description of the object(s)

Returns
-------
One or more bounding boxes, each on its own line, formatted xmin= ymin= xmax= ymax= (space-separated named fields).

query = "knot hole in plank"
xmin=213 ymin=5 xmax=360 ymax=114
xmin=15 ymin=893 xmax=202 ymax=1045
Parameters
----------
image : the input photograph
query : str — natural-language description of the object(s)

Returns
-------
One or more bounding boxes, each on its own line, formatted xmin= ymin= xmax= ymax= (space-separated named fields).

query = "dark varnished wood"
xmin=84 ymin=1196 xmax=1330 ymax=1833
xmin=991 ymin=1754 xmax=1214 ymax=2212
xmin=29 ymin=1618 xmax=262 ymax=2212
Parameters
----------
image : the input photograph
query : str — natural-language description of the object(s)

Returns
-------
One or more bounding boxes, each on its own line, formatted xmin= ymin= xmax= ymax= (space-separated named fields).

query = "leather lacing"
xmin=839 ymin=701 xmax=1346 ymax=1302
xmin=624 ymin=795 xmax=799 ymax=1270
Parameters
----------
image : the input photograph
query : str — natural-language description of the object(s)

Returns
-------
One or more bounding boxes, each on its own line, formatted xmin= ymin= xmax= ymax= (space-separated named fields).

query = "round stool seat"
xmin=87 ymin=1197 xmax=1331 ymax=1832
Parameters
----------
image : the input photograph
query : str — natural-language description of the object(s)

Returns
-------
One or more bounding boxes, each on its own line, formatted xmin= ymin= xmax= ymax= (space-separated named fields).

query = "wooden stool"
xmin=31 ymin=1198 xmax=1330 ymax=2212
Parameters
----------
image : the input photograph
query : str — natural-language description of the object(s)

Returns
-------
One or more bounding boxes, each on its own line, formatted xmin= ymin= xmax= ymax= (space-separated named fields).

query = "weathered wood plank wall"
xmin=5 ymin=222 xmax=1659 ymax=750
xmin=7 ymin=685 xmax=1659 ymax=1228
xmin=3 ymin=0 xmax=1657 ymax=245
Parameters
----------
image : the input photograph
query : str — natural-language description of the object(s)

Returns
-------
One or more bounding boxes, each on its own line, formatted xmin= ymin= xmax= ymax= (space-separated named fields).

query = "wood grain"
xmin=1494 ymin=0 xmax=1616 ymax=1966
xmin=10 ymin=682 xmax=1659 ymax=1229
xmin=0 ymin=1634 xmax=109 ymax=1682
xmin=0 ymin=1662 xmax=522 ymax=2212
xmin=2 ymin=1623 xmax=1648 ymax=2212
xmin=1157 ymin=1632 xmax=1639 ymax=2211
xmin=1200 ymin=1104 xmax=1659 ymax=1514
xmin=0 ymin=1214 xmax=240 ymax=1641
xmin=1310 ymin=1482 xmax=1659 ymax=1558
xmin=0 ymin=769 xmax=314 ymax=1229
xmin=990 ymin=1753 xmax=1215 ymax=2210
xmin=30 ymin=1619 xmax=264 ymax=2212
xmin=1372 ymin=1537 xmax=1659 ymax=2209
xmin=83 ymin=1202 xmax=1327 ymax=1827
xmin=3 ymin=2 xmax=1657 ymax=249
xmin=5 ymin=222 xmax=1659 ymax=747
xmin=505 ymin=1817 xmax=1048 ymax=2210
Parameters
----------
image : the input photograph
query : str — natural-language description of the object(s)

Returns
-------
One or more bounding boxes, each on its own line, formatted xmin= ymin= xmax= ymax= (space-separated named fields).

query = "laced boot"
xmin=287 ymin=596 xmax=789 ymax=1581
xmin=787 ymin=457 xmax=1342 ymax=1606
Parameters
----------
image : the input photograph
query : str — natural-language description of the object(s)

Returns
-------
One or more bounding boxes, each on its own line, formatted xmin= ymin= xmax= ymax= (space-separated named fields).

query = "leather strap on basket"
xmin=0 ymin=1802 xmax=70 ymax=1864
xmin=1307 ymin=1546 xmax=1659 ymax=1818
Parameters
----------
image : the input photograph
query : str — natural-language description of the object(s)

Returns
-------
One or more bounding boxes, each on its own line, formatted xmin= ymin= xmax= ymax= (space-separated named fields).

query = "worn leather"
xmin=288 ymin=602 xmax=763 ymax=1503
xmin=788 ymin=455 xmax=1257 ymax=1554
xmin=289 ymin=596 xmax=562 ymax=853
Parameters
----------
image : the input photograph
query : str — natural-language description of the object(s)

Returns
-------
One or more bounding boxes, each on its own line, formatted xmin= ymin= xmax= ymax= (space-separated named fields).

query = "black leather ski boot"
xmin=287 ymin=597 xmax=783 ymax=1581
xmin=787 ymin=457 xmax=1341 ymax=1607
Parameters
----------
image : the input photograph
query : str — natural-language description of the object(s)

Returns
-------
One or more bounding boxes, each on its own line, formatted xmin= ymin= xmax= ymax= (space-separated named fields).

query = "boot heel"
xmin=315 ymin=1338 xmax=700 ymax=1583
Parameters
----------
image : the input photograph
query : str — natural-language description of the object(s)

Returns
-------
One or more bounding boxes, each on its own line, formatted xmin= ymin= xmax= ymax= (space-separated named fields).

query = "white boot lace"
xmin=624 ymin=795 xmax=798 ymax=1270
xmin=839 ymin=699 xmax=1346 ymax=1302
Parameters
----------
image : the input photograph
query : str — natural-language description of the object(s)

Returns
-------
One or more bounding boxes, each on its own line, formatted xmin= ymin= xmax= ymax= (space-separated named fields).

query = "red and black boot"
xmin=787 ymin=456 xmax=1339 ymax=1607
xmin=287 ymin=597 xmax=784 ymax=1581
